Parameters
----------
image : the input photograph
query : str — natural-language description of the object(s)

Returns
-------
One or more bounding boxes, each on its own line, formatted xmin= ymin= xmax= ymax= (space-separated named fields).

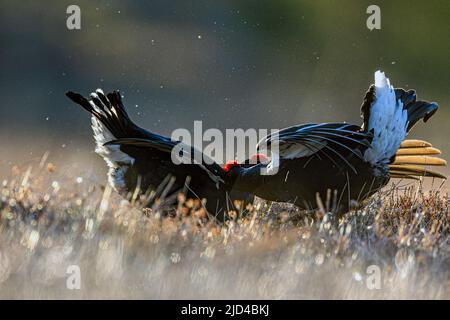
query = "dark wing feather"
xmin=105 ymin=138 xmax=227 ymax=185
xmin=257 ymin=123 xmax=373 ymax=172
xmin=66 ymin=90 xmax=169 ymax=141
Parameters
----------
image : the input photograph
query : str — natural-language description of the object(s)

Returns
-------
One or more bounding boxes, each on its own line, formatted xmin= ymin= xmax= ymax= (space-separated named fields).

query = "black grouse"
xmin=66 ymin=89 xmax=242 ymax=222
xmin=224 ymin=71 xmax=447 ymax=214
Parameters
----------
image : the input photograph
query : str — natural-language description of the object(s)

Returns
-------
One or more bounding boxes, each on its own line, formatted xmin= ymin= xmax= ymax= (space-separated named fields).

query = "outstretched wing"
xmin=257 ymin=123 xmax=373 ymax=173
xmin=105 ymin=138 xmax=227 ymax=187
xmin=66 ymin=89 xmax=168 ymax=141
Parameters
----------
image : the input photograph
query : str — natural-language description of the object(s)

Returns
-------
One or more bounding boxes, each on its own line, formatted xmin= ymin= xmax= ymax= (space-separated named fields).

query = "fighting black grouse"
xmin=224 ymin=71 xmax=446 ymax=214
xmin=66 ymin=89 xmax=242 ymax=222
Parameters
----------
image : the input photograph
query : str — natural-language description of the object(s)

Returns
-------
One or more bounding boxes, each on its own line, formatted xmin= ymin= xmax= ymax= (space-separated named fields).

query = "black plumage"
xmin=66 ymin=71 xmax=445 ymax=221
xmin=225 ymin=74 xmax=444 ymax=215
xmin=66 ymin=89 xmax=240 ymax=222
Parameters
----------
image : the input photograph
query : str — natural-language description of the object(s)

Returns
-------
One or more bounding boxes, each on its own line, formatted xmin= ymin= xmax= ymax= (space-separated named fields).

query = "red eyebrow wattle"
xmin=223 ymin=160 xmax=240 ymax=172
xmin=250 ymin=153 xmax=269 ymax=163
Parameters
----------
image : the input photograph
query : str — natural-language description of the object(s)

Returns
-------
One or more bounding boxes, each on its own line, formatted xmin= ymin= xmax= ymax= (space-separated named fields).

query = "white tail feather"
xmin=364 ymin=71 xmax=408 ymax=165
xmin=91 ymin=116 xmax=134 ymax=192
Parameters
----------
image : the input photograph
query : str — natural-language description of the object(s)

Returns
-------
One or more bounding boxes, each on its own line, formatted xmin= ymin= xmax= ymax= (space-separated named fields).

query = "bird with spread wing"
xmin=223 ymin=71 xmax=446 ymax=214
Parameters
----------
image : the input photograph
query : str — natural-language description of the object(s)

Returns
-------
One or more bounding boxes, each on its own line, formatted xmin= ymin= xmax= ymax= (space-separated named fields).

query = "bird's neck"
xmin=232 ymin=164 xmax=269 ymax=193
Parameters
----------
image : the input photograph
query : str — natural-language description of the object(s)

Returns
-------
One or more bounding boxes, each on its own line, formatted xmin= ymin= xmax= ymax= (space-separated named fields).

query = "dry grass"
xmin=0 ymin=158 xmax=448 ymax=299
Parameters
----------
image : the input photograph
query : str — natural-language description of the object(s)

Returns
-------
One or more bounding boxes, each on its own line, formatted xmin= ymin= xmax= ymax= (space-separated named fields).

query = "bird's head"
xmin=221 ymin=160 xmax=242 ymax=188
xmin=222 ymin=153 xmax=270 ymax=184
xmin=223 ymin=160 xmax=241 ymax=173
xmin=223 ymin=153 xmax=269 ymax=173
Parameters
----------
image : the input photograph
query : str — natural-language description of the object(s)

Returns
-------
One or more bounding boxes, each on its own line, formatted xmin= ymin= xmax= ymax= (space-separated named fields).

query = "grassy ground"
xmin=0 ymin=159 xmax=448 ymax=299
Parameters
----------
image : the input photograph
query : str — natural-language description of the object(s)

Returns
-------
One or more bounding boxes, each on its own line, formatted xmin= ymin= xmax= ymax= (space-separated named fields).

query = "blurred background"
xmin=0 ymin=0 xmax=449 ymax=183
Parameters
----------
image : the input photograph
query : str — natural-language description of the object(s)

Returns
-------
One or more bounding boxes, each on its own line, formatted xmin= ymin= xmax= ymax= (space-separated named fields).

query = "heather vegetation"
xmin=0 ymin=160 xmax=447 ymax=299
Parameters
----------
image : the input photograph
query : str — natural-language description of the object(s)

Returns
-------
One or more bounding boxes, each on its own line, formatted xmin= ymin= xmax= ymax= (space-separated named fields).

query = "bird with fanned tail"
xmin=224 ymin=71 xmax=447 ymax=214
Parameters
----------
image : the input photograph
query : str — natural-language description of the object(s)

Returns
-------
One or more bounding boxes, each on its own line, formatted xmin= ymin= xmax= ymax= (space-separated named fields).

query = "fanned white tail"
xmin=364 ymin=71 xmax=408 ymax=165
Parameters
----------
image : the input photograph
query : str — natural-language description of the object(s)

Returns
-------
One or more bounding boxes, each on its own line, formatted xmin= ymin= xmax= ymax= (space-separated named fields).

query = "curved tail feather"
xmin=399 ymin=139 xmax=433 ymax=149
xmin=389 ymin=165 xmax=446 ymax=180
xmin=389 ymin=139 xmax=447 ymax=180
xmin=394 ymin=89 xmax=438 ymax=132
